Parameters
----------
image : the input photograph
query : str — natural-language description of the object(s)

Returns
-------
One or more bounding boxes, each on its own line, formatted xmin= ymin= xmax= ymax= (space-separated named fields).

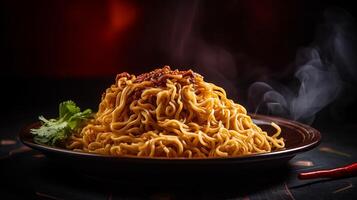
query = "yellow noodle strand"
xmin=67 ymin=67 xmax=285 ymax=157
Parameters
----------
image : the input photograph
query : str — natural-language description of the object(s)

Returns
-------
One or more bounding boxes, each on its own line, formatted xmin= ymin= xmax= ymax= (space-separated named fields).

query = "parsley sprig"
xmin=31 ymin=100 xmax=92 ymax=146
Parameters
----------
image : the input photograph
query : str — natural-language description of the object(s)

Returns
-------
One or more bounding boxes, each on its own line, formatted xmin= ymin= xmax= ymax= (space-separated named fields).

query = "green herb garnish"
xmin=31 ymin=100 xmax=92 ymax=146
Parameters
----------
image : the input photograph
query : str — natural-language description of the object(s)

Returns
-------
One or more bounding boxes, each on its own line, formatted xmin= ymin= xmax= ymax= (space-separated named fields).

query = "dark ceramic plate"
xmin=19 ymin=114 xmax=321 ymax=178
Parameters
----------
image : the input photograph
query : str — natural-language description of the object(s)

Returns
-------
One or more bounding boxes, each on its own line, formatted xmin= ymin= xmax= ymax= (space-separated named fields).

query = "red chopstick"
xmin=298 ymin=163 xmax=357 ymax=180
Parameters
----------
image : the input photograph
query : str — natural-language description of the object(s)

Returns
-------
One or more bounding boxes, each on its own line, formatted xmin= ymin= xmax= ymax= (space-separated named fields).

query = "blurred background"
xmin=1 ymin=0 xmax=357 ymax=126
xmin=2 ymin=2 xmax=357 ymax=199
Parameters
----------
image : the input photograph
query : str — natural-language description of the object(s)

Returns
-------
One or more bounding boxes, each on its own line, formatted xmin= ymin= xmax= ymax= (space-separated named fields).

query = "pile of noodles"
xmin=67 ymin=66 xmax=285 ymax=158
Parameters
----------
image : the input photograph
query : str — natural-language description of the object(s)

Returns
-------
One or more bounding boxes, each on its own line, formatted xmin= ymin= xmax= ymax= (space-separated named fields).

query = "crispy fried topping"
xmin=134 ymin=66 xmax=198 ymax=86
xmin=115 ymin=72 xmax=131 ymax=82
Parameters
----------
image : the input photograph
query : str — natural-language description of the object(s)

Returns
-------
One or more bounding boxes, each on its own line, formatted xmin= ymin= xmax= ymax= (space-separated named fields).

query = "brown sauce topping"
xmin=115 ymin=66 xmax=201 ymax=101
xmin=134 ymin=66 xmax=198 ymax=86
xmin=115 ymin=72 xmax=131 ymax=82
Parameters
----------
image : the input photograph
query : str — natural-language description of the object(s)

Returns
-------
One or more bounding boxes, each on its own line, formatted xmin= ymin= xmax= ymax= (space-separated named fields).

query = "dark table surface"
xmin=1 ymin=78 xmax=357 ymax=200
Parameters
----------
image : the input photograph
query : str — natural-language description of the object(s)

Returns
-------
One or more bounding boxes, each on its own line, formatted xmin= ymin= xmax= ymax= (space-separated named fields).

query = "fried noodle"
xmin=67 ymin=66 xmax=285 ymax=157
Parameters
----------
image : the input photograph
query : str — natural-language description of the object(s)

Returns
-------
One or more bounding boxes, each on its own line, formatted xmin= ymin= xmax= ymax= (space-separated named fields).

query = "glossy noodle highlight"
xmin=67 ymin=66 xmax=285 ymax=157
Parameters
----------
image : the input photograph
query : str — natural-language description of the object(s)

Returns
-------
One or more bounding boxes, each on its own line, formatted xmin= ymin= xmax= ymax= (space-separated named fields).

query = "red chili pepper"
xmin=298 ymin=163 xmax=357 ymax=180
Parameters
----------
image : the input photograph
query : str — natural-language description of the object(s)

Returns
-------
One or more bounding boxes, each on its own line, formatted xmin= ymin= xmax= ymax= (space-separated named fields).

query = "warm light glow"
xmin=108 ymin=0 xmax=137 ymax=36
xmin=51 ymin=0 xmax=139 ymax=77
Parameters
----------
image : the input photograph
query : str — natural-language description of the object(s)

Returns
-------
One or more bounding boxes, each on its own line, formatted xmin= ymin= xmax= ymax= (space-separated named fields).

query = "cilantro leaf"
xmin=31 ymin=101 xmax=92 ymax=146
xmin=59 ymin=100 xmax=80 ymax=119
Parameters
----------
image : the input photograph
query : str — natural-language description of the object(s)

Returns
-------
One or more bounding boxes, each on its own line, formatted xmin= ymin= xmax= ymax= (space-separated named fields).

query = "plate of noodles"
xmin=19 ymin=66 xmax=321 ymax=176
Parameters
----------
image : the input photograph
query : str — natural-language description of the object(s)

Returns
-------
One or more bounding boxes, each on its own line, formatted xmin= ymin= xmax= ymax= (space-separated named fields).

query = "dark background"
xmin=1 ymin=1 xmax=357 ymax=199
xmin=1 ymin=0 xmax=357 ymax=125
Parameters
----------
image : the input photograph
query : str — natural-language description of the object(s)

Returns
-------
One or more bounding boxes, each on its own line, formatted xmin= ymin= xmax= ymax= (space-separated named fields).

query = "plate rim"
xmin=19 ymin=114 xmax=321 ymax=162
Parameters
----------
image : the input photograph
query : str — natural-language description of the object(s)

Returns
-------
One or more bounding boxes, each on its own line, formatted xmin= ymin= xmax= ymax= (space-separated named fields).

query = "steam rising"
xmin=165 ymin=3 xmax=356 ymax=124
xmin=249 ymin=8 xmax=356 ymax=124
xmin=167 ymin=0 xmax=238 ymax=98
xmin=249 ymin=48 xmax=342 ymax=124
